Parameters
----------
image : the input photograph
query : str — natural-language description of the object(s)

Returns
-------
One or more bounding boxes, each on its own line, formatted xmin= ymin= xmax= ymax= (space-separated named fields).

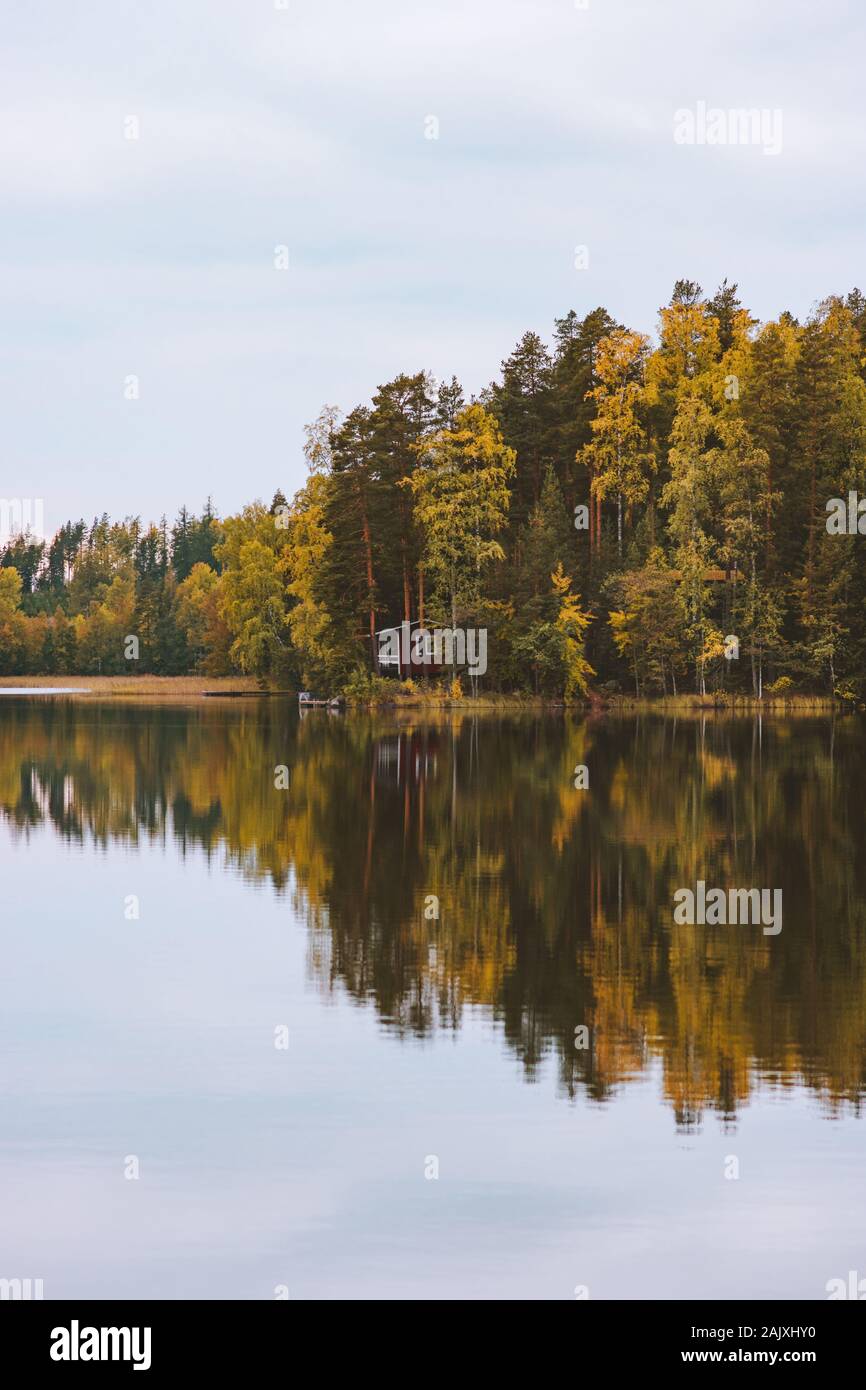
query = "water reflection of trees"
xmin=2 ymin=699 xmax=865 ymax=1127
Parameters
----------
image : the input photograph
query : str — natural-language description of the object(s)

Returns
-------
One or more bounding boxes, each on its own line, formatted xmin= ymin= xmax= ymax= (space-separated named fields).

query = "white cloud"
xmin=2 ymin=0 xmax=864 ymax=522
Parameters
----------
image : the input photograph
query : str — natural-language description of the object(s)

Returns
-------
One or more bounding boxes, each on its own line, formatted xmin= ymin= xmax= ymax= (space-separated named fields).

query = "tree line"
xmin=3 ymin=279 xmax=866 ymax=697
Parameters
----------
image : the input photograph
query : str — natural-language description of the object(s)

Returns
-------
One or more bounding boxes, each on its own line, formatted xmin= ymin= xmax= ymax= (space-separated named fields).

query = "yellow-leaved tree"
xmin=280 ymin=474 xmax=349 ymax=689
xmin=215 ymin=504 xmax=292 ymax=682
xmin=175 ymin=562 xmax=232 ymax=674
xmin=578 ymin=329 xmax=655 ymax=557
xmin=552 ymin=563 xmax=595 ymax=699
xmin=403 ymin=403 xmax=515 ymax=683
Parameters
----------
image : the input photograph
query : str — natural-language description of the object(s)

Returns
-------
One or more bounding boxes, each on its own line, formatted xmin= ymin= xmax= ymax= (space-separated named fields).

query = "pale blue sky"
xmin=2 ymin=0 xmax=864 ymax=531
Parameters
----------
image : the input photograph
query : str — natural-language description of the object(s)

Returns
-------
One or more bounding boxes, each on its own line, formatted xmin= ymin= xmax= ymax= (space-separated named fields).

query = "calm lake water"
xmin=1 ymin=699 xmax=864 ymax=1300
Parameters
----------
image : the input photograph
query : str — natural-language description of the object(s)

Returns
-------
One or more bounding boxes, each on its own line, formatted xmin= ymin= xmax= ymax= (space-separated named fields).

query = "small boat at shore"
xmin=299 ymin=692 xmax=344 ymax=709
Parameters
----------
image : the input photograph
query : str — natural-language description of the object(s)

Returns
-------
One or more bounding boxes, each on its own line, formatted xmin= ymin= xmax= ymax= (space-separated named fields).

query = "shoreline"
xmin=0 ymin=675 xmax=262 ymax=699
xmin=0 ymin=676 xmax=854 ymax=714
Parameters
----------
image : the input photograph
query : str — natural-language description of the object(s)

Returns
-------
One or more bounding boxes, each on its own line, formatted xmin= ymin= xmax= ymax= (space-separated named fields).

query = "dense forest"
xmin=4 ymin=279 xmax=866 ymax=699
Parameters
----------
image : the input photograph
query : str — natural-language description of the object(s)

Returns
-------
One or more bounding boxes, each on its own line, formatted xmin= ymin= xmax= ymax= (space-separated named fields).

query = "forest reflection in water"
xmin=1 ymin=697 xmax=864 ymax=1131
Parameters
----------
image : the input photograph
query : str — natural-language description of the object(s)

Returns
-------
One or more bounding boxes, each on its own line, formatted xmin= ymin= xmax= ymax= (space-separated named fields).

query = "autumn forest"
xmin=4 ymin=280 xmax=866 ymax=701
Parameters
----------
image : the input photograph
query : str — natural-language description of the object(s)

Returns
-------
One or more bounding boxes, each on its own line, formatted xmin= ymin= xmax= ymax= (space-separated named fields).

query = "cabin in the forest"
xmin=376 ymin=620 xmax=447 ymax=678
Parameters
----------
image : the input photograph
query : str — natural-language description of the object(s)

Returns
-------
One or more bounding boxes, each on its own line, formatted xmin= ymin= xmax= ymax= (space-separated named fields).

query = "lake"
xmin=1 ymin=698 xmax=864 ymax=1300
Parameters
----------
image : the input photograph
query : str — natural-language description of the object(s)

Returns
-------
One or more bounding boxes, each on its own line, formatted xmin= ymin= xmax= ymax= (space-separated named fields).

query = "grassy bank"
xmin=0 ymin=676 xmax=856 ymax=714
xmin=341 ymin=688 xmax=855 ymax=714
xmin=604 ymin=692 xmax=852 ymax=713
xmin=343 ymin=688 xmax=564 ymax=711
xmin=0 ymin=675 xmax=263 ymax=699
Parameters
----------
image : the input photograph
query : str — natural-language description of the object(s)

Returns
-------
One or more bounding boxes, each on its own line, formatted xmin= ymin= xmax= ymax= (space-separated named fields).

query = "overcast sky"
xmin=2 ymin=0 xmax=864 ymax=532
